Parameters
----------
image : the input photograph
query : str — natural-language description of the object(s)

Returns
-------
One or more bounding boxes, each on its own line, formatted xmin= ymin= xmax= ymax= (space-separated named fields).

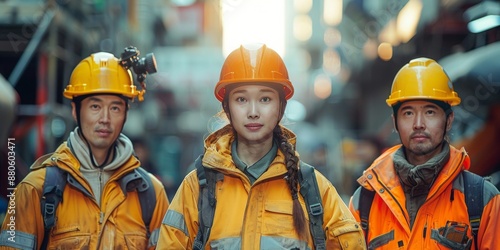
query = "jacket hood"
xmin=202 ymin=124 xmax=297 ymax=174
xmin=30 ymin=142 xmax=140 ymax=182
xmin=30 ymin=142 xmax=78 ymax=171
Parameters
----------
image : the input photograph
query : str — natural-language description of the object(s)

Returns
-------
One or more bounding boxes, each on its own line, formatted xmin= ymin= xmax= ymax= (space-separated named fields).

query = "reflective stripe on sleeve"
xmin=162 ymin=210 xmax=189 ymax=237
xmin=0 ymin=230 xmax=36 ymax=249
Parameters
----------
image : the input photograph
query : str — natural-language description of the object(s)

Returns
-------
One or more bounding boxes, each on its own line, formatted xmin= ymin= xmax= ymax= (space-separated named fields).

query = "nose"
xmin=99 ymin=109 xmax=111 ymax=124
xmin=248 ymin=101 xmax=259 ymax=119
xmin=413 ymin=112 xmax=425 ymax=130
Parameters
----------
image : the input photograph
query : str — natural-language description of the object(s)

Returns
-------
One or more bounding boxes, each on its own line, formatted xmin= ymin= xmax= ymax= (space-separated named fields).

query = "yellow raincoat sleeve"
xmin=0 ymin=169 xmax=46 ymax=250
xmin=316 ymin=171 xmax=367 ymax=249
xmin=157 ymin=170 xmax=200 ymax=249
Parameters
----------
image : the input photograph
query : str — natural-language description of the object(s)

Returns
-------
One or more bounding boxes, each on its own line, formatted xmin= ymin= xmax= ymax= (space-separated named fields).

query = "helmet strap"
xmin=85 ymin=133 xmax=115 ymax=168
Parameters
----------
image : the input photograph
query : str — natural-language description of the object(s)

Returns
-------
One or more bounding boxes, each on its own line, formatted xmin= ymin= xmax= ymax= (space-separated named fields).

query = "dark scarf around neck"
xmin=394 ymin=142 xmax=451 ymax=197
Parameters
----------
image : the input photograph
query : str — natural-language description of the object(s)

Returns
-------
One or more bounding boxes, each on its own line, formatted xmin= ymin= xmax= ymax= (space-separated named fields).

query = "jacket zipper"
xmin=98 ymin=169 xmax=104 ymax=224
xmin=97 ymin=168 xmax=105 ymax=247
xmin=96 ymin=174 xmax=128 ymax=248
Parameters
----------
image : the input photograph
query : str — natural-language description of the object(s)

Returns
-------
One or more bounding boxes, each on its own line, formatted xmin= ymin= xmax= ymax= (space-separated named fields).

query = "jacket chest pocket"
xmin=124 ymin=233 xmax=148 ymax=249
xmin=263 ymin=200 xmax=295 ymax=233
xmin=48 ymin=225 xmax=91 ymax=250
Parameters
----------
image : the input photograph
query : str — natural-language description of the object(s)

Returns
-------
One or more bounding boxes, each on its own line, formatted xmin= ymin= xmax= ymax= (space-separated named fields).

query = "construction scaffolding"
xmin=0 ymin=0 xmax=112 ymax=175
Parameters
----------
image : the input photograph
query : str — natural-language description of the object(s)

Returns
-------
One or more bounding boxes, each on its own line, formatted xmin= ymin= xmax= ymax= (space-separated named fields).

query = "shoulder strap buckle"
xmin=309 ymin=202 xmax=323 ymax=216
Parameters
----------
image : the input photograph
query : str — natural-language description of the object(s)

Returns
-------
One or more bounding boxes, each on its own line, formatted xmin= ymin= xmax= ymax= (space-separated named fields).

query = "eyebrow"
xmin=88 ymin=97 xmax=125 ymax=105
xmin=232 ymin=89 xmax=277 ymax=95
xmin=400 ymin=104 xmax=439 ymax=110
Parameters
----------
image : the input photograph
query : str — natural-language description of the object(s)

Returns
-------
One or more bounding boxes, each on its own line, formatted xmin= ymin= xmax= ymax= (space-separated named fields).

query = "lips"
xmin=95 ymin=129 xmax=112 ymax=137
xmin=411 ymin=133 xmax=429 ymax=141
xmin=245 ymin=123 xmax=263 ymax=131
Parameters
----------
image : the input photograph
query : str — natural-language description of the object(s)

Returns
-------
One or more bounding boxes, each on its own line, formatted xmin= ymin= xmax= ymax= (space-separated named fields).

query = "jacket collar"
xmin=31 ymin=142 xmax=140 ymax=182
xmin=202 ymin=124 xmax=296 ymax=177
xmin=357 ymin=144 xmax=470 ymax=194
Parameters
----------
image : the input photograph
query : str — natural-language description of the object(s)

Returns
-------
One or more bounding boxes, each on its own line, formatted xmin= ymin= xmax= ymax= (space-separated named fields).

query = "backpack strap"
xmin=120 ymin=167 xmax=156 ymax=237
xmin=41 ymin=166 xmax=67 ymax=249
xmin=462 ymin=170 xmax=484 ymax=249
xmin=40 ymin=165 xmax=157 ymax=248
xmin=299 ymin=161 xmax=326 ymax=250
xmin=193 ymin=154 xmax=223 ymax=250
xmin=192 ymin=158 xmax=325 ymax=249
xmin=136 ymin=167 xmax=156 ymax=237
xmin=358 ymin=186 xmax=375 ymax=245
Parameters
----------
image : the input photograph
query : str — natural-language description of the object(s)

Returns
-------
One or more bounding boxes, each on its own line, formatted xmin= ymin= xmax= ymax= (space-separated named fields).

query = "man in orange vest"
xmin=349 ymin=57 xmax=500 ymax=249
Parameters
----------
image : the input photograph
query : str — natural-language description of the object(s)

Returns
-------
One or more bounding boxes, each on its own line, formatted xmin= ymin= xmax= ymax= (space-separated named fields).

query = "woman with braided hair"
xmin=157 ymin=44 xmax=365 ymax=249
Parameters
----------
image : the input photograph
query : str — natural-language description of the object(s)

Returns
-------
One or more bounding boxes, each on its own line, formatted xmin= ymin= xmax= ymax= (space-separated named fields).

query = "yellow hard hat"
xmin=386 ymin=57 xmax=460 ymax=107
xmin=64 ymin=52 xmax=145 ymax=101
xmin=214 ymin=44 xmax=294 ymax=102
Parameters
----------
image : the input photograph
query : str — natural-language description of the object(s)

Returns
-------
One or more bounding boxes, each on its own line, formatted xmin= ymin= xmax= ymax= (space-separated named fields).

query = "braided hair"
xmin=273 ymin=125 xmax=307 ymax=239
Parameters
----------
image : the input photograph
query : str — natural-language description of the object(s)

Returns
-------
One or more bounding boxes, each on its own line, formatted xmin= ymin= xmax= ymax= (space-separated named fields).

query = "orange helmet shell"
xmin=214 ymin=44 xmax=294 ymax=102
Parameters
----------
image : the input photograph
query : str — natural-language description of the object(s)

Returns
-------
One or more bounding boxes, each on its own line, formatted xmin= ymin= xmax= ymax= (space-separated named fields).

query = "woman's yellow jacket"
xmin=157 ymin=125 xmax=366 ymax=249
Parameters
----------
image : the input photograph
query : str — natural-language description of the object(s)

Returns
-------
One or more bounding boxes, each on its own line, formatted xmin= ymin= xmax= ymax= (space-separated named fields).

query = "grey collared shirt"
xmin=231 ymin=140 xmax=278 ymax=184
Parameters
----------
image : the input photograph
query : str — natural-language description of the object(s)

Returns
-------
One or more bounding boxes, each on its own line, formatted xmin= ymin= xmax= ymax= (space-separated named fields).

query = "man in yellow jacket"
xmin=349 ymin=57 xmax=500 ymax=249
xmin=0 ymin=50 xmax=169 ymax=249
xmin=157 ymin=44 xmax=365 ymax=249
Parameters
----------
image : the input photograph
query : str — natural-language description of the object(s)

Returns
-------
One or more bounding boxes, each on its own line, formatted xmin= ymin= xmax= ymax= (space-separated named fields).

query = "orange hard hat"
xmin=64 ymin=52 xmax=145 ymax=101
xmin=386 ymin=57 xmax=460 ymax=107
xmin=214 ymin=44 xmax=294 ymax=102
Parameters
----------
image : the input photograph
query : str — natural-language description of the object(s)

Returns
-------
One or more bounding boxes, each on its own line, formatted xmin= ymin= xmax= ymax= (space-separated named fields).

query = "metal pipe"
xmin=8 ymin=9 xmax=55 ymax=87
